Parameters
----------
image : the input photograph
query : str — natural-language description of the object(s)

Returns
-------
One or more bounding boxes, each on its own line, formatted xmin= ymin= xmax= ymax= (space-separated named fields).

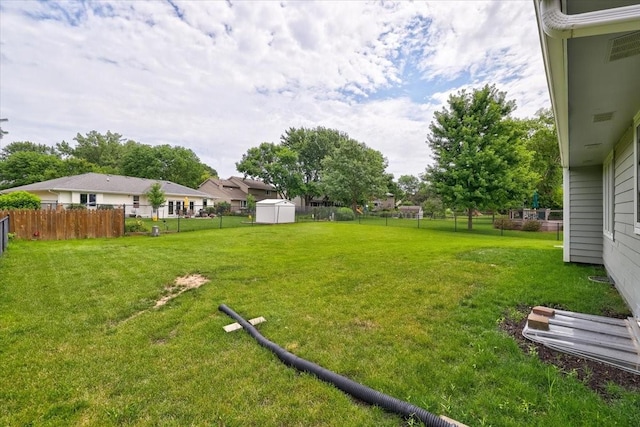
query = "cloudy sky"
xmin=0 ymin=0 xmax=550 ymax=179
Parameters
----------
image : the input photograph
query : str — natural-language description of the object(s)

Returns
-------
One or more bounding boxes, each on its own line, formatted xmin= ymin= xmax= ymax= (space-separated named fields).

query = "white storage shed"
xmin=255 ymin=199 xmax=296 ymax=224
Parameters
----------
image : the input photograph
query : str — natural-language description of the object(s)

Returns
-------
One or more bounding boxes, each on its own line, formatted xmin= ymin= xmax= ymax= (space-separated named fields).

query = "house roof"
xmin=0 ymin=173 xmax=211 ymax=198
xmin=534 ymin=0 xmax=640 ymax=168
xmin=198 ymin=178 xmax=248 ymax=201
xmin=228 ymin=176 xmax=276 ymax=191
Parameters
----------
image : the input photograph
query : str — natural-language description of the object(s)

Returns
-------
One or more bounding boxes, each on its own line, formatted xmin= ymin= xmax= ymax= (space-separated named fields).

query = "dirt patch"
xmin=154 ymin=274 xmax=209 ymax=308
xmin=119 ymin=274 xmax=209 ymax=324
xmin=499 ymin=306 xmax=640 ymax=399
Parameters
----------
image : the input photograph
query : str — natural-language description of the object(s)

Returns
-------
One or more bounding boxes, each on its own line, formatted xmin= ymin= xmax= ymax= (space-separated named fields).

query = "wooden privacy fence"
xmin=0 ymin=209 xmax=125 ymax=240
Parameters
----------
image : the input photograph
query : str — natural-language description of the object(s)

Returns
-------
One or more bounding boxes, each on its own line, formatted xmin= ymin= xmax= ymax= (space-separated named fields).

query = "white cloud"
xmin=0 ymin=0 xmax=550 ymax=179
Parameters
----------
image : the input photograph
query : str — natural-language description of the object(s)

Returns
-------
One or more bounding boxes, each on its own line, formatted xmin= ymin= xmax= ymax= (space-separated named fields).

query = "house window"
xmin=203 ymin=200 xmax=207 ymax=209
xmin=603 ymin=151 xmax=614 ymax=240
xmin=266 ymin=190 xmax=271 ymax=196
xmin=133 ymin=195 xmax=140 ymax=208
xmin=189 ymin=201 xmax=194 ymax=212
xmin=241 ymin=200 xmax=247 ymax=208
xmin=80 ymin=193 xmax=97 ymax=207
xmin=175 ymin=201 xmax=182 ymax=214
xmin=635 ymin=116 xmax=640 ymax=234
xmin=168 ymin=201 xmax=174 ymax=215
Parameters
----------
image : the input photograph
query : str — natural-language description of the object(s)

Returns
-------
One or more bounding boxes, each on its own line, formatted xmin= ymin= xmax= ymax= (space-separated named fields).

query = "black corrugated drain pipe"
xmin=219 ymin=304 xmax=454 ymax=427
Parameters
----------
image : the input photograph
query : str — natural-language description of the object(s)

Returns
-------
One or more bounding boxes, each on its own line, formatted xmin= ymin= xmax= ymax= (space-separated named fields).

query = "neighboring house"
xmin=371 ymin=193 xmax=396 ymax=211
xmin=198 ymin=176 xmax=278 ymax=212
xmin=293 ymin=196 xmax=341 ymax=209
xmin=398 ymin=206 xmax=423 ymax=219
xmin=534 ymin=0 xmax=640 ymax=316
xmin=0 ymin=173 xmax=213 ymax=218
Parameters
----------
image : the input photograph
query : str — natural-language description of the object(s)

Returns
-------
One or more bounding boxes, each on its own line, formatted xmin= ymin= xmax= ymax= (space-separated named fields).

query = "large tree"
xmin=121 ymin=143 xmax=211 ymax=189
xmin=280 ymin=127 xmax=347 ymax=205
xmin=321 ymin=139 xmax=388 ymax=211
xmin=1 ymin=141 xmax=57 ymax=160
xmin=0 ymin=151 xmax=63 ymax=189
xmin=0 ymin=131 xmax=216 ymax=189
xmin=397 ymin=174 xmax=420 ymax=204
xmin=521 ymin=109 xmax=562 ymax=209
xmin=236 ymin=142 xmax=304 ymax=200
xmin=426 ymin=85 xmax=536 ymax=230
xmin=57 ymin=131 xmax=126 ymax=173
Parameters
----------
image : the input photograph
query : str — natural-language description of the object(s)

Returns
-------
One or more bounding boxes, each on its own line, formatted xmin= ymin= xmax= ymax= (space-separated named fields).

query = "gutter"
xmin=539 ymin=0 xmax=640 ymax=39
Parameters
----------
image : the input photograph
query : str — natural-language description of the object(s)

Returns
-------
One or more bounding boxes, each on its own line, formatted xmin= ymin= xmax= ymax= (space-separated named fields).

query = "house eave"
xmin=534 ymin=0 xmax=640 ymax=169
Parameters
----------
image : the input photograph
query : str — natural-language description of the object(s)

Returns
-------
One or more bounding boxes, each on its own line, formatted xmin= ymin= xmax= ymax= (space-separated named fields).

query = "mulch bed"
xmin=499 ymin=307 xmax=640 ymax=399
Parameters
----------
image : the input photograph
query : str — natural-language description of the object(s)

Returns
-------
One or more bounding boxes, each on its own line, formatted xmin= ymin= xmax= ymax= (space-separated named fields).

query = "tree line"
xmin=1 ymin=84 xmax=561 ymax=229
xmin=236 ymin=127 xmax=390 ymax=211
xmin=0 ymin=131 xmax=217 ymax=190
xmin=236 ymin=85 xmax=561 ymax=229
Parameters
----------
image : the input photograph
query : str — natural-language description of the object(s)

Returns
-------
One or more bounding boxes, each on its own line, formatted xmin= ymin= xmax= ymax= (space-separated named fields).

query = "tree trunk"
xmin=468 ymin=208 xmax=473 ymax=230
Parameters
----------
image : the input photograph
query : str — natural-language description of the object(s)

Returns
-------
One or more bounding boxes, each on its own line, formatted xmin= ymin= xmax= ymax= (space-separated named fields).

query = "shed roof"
xmin=256 ymin=199 xmax=295 ymax=206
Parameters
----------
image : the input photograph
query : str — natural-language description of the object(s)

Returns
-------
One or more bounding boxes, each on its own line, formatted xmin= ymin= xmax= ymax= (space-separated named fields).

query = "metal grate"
xmin=608 ymin=31 xmax=640 ymax=62
xmin=593 ymin=112 xmax=614 ymax=122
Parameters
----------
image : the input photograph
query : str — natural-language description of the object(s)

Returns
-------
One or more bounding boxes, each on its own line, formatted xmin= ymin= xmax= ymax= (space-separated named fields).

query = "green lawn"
xmin=1 ymin=222 xmax=636 ymax=426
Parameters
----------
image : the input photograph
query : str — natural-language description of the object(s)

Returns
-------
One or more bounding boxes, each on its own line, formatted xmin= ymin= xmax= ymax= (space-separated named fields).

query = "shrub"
xmin=97 ymin=204 xmax=114 ymax=210
xmin=335 ymin=207 xmax=355 ymax=221
xmin=125 ymin=220 xmax=148 ymax=233
xmin=493 ymin=218 xmax=517 ymax=230
xmin=0 ymin=191 xmax=41 ymax=210
xmin=522 ymin=220 xmax=541 ymax=232
xmin=204 ymin=206 xmax=217 ymax=215
xmin=66 ymin=203 xmax=87 ymax=210
xmin=215 ymin=202 xmax=231 ymax=215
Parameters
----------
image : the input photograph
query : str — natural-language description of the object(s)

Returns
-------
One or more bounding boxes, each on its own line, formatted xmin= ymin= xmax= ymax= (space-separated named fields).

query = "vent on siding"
xmin=593 ymin=112 xmax=614 ymax=123
xmin=608 ymin=31 xmax=640 ymax=62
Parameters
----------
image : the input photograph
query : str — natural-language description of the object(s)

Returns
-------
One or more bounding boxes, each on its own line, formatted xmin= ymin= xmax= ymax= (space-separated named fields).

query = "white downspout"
xmin=540 ymin=0 xmax=640 ymax=39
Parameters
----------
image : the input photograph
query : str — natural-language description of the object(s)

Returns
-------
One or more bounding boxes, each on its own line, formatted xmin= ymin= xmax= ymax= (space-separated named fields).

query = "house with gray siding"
xmin=534 ymin=0 xmax=640 ymax=316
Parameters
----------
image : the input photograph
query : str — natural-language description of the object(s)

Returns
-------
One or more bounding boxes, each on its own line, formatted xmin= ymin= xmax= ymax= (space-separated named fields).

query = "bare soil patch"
xmin=499 ymin=306 xmax=640 ymax=399
xmin=155 ymin=274 xmax=209 ymax=308
xmin=119 ymin=274 xmax=209 ymax=324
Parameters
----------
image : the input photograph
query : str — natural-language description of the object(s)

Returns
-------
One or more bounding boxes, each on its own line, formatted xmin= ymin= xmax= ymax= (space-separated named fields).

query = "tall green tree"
xmin=280 ymin=127 xmax=346 ymax=205
xmin=397 ymin=174 xmax=420 ymax=204
xmin=321 ymin=139 xmax=388 ymax=211
xmin=522 ymin=109 xmax=562 ymax=209
xmin=121 ymin=143 xmax=212 ymax=188
xmin=0 ymin=151 xmax=63 ymax=189
xmin=426 ymin=85 xmax=537 ymax=230
xmin=57 ymin=131 xmax=126 ymax=173
xmin=1 ymin=141 xmax=57 ymax=160
xmin=236 ymin=142 xmax=304 ymax=200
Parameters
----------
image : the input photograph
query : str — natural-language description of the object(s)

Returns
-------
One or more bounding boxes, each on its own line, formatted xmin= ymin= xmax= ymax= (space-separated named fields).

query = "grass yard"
xmin=1 ymin=222 xmax=637 ymax=426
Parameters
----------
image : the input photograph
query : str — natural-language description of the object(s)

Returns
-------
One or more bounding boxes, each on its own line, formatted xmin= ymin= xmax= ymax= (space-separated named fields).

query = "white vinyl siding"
xmin=603 ymin=152 xmax=614 ymax=240
xmin=566 ymin=166 xmax=603 ymax=264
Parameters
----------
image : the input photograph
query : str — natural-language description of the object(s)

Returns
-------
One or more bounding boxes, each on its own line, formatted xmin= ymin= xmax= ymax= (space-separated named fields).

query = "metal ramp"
xmin=522 ymin=306 xmax=640 ymax=375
